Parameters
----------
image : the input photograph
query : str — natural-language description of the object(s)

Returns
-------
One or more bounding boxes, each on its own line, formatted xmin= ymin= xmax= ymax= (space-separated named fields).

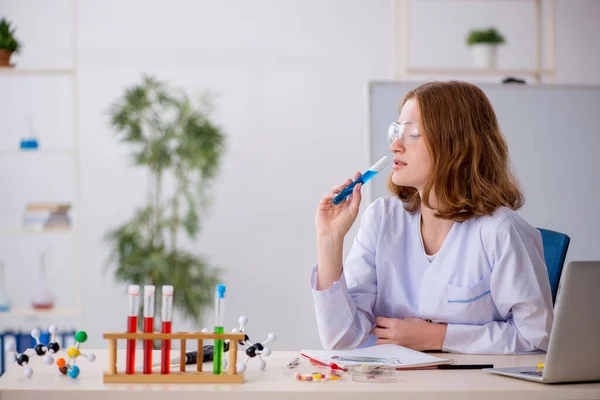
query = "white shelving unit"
xmin=0 ymin=0 xmax=83 ymax=328
xmin=392 ymin=0 xmax=556 ymax=83
xmin=0 ymin=228 xmax=73 ymax=237
xmin=0 ymin=68 xmax=74 ymax=76
xmin=1 ymin=307 xmax=81 ymax=318
xmin=0 ymin=149 xmax=77 ymax=156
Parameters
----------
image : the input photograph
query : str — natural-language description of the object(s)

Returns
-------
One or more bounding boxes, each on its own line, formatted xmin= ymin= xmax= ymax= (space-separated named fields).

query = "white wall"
xmin=1 ymin=0 xmax=393 ymax=350
xmin=75 ymin=0 xmax=392 ymax=350
xmin=1 ymin=0 xmax=599 ymax=352
xmin=554 ymin=0 xmax=600 ymax=84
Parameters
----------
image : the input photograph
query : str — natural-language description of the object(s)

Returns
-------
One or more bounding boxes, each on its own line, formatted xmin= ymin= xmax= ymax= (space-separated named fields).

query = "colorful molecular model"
xmin=229 ymin=316 xmax=276 ymax=372
xmin=4 ymin=325 xmax=95 ymax=379
xmin=55 ymin=330 xmax=96 ymax=378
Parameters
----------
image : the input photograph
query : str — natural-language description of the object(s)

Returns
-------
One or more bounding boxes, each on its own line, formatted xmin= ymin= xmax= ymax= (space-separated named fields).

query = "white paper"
xmin=300 ymin=344 xmax=451 ymax=369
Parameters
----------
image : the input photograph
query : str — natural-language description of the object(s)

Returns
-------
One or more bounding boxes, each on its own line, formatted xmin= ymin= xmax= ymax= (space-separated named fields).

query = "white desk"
xmin=1 ymin=350 xmax=599 ymax=400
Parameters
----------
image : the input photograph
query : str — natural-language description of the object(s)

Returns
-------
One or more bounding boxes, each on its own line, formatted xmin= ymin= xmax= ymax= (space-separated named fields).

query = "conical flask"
xmin=19 ymin=115 xmax=39 ymax=150
xmin=0 ymin=260 xmax=11 ymax=312
xmin=31 ymin=252 xmax=55 ymax=310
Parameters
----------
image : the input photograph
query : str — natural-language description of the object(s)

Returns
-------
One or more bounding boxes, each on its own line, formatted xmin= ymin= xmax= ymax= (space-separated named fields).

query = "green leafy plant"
xmin=104 ymin=75 xmax=225 ymax=328
xmin=466 ymin=27 xmax=506 ymax=46
xmin=0 ymin=18 xmax=22 ymax=53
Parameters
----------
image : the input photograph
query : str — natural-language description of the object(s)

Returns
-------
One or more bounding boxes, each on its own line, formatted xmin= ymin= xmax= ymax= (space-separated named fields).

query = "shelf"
xmin=0 ymin=307 xmax=81 ymax=318
xmin=0 ymin=67 xmax=74 ymax=76
xmin=0 ymin=149 xmax=76 ymax=157
xmin=393 ymin=0 xmax=556 ymax=83
xmin=0 ymin=227 xmax=72 ymax=236
xmin=406 ymin=67 xmax=554 ymax=77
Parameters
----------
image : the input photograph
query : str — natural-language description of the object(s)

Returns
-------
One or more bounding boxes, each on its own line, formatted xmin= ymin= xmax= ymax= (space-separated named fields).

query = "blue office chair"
xmin=537 ymin=228 xmax=570 ymax=304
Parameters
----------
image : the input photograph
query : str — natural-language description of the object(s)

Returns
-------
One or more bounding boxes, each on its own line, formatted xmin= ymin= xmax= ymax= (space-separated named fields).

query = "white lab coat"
xmin=311 ymin=197 xmax=554 ymax=354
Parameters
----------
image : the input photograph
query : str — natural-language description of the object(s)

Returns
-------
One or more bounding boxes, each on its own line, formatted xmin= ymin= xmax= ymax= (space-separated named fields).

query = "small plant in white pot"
xmin=466 ymin=27 xmax=505 ymax=69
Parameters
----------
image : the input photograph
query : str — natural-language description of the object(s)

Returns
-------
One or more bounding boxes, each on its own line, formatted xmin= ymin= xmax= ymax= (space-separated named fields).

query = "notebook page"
xmin=300 ymin=344 xmax=451 ymax=368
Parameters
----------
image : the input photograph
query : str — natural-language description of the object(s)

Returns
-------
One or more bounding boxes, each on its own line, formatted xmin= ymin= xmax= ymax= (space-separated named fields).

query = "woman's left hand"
xmin=372 ymin=317 xmax=448 ymax=351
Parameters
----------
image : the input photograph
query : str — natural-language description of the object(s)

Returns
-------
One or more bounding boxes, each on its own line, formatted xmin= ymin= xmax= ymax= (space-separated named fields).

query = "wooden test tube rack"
xmin=103 ymin=332 xmax=246 ymax=383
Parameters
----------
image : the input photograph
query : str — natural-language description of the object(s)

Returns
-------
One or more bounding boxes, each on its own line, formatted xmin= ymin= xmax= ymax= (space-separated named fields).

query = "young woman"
xmin=312 ymin=81 xmax=553 ymax=354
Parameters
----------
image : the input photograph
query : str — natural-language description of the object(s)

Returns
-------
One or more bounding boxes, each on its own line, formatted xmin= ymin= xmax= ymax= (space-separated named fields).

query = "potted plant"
xmin=104 ymin=75 xmax=225 ymax=330
xmin=466 ymin=27 xmax=505 ymax=69
xmin=0 ymin=18 xmax=22 ymax=67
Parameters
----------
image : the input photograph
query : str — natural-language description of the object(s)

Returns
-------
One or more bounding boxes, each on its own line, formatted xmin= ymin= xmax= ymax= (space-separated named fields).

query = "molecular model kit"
xmin=215 ymin=316 xmax=277 ymax=372
xmin=4 ymin=325 xmax=95 ymax=379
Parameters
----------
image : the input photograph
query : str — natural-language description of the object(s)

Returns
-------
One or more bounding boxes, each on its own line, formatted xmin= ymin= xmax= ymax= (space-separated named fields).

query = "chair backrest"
xmin=537 ymin=228 xmax=570 ymax=304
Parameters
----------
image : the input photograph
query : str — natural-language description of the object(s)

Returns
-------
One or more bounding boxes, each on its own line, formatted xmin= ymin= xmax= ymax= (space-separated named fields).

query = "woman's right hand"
xmin=315 ymin=171 xmax=363 ymax=239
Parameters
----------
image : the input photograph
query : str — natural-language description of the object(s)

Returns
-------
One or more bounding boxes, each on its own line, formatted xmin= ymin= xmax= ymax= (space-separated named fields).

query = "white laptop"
xmin=484 ymin=261 xmax=600 ymax=383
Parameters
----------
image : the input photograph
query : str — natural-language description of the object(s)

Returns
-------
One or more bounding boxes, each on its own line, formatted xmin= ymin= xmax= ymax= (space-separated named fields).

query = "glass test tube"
xmin=126 ymin=284 xmax=140 ymax=375
xmin=213 ymin=284 xmax=226 ymax=375
xmin=143 ymin=285 xmax=155 ymax=374
xmin=161 ymin=285 xmax=173 ymax=374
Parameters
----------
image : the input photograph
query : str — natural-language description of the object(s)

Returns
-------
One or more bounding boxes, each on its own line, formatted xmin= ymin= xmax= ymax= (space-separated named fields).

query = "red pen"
xmin=302 ymin=354 xmax=344 ymax=370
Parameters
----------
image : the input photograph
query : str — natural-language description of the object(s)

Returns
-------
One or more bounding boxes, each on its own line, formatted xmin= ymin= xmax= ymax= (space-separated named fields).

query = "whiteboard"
xmin=368 ymin=81 xmax=600 ymax=263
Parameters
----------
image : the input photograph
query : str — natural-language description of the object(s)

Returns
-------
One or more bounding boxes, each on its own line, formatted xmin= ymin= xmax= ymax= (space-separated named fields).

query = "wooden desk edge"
xmin=103 ymin=371 xmax=244 ymax=384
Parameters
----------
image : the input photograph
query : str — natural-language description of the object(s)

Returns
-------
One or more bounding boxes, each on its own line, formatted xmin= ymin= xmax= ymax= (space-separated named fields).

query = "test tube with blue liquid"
xmin=332 ymin=156 xmax=390 ymax=205
xmin=213 ymin=284 xmax=226 ymax=375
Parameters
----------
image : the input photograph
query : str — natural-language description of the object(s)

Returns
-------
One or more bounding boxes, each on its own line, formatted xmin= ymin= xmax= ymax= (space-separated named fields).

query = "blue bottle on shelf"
xmin=19 ymin=139 xmax=39 ymax=150
xmin=0 ymin=261 xmax=11 ymax=313
xmin=19 ymin=116 xmax=39 ymax=151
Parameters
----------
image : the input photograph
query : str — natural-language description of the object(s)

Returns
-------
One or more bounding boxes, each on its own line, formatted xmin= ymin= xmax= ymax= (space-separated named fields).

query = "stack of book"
xmin=22 ymin=203 xmax=72 ymax=231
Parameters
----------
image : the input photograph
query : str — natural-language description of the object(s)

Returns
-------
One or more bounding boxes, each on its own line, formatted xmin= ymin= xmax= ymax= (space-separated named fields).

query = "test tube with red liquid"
xmin=143 ymin=285 xmax=155 ymax=374
xmin=160 ymin=285 xmax=173 ymax=374
xmin=126 ymin=284 xmax=140 ymax=374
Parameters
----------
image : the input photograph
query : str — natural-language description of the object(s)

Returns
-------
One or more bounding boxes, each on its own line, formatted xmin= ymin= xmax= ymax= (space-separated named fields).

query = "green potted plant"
xmin=0 ymin=18 xmax=22 ymax=67
xmin=104 ymin=75 xmax=225 ymax=330
xmin=465 ymin=27 xmax=505 ymax=69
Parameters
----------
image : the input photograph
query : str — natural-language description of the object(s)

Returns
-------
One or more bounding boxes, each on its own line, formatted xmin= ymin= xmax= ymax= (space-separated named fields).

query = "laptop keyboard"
xmin=520 ymin=371 xmax=543 ymax=377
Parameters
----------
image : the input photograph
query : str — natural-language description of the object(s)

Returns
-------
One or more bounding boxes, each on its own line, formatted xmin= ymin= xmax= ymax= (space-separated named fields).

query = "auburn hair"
xmin=387 ymin=81 xmax=524 ymax=222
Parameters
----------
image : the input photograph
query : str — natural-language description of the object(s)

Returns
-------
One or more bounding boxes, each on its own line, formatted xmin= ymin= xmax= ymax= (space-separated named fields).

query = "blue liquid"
xmin=20 ymin=139 xmax=39 ymax=150
xmin=359 ymin=169 xmax=377 ymax=183
xmin=332 ymin=170 xmax=378 ymax=205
